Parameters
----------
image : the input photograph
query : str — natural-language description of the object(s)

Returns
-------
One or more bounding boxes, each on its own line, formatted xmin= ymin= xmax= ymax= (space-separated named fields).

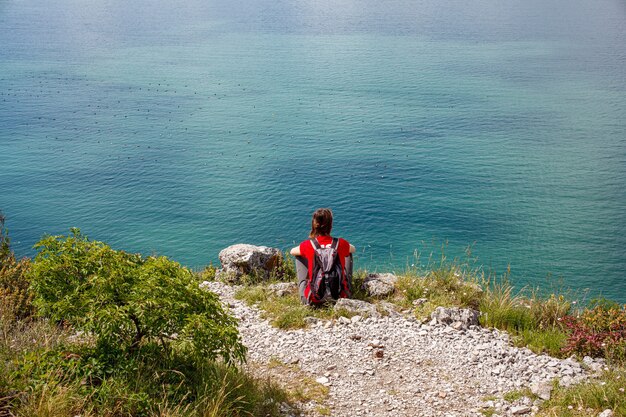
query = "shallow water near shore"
xmin=1 ymin=0 xmax=625 ymax=302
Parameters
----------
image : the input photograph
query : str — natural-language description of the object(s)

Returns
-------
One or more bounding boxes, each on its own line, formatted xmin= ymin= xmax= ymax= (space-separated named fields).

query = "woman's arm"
xmin=290 ymin=246 xmax=301 ymax=256
xmin=349 ymin=244 xmax=356 ymax=254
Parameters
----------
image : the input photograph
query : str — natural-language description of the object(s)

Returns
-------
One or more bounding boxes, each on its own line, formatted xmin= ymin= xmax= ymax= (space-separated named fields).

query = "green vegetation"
xmin=2 ymin=216 xmax=625 ymax=416
xmin=395 ymin=262 xmax=483 ymax=318
xmin=502 ymin=388 xmax=533 ymax=402
xmin=537 ymin=369 xmax=626 ymax=417
xmin=478 ymin=274 xmax=573 ymax=357
xmin=235 ymin=246 xmax=625 ymax=416
xmin=0 ymin=213 xmax=34 ymax=322
xmin=235 ymin=283 xmax=361 ymax=330
xmin=479 ymin=408 xmax=496 ymax=417
xmin=0 ymin=221 xmax=292 ymax=417
xmin=561 ymin=300 xmax=626 ymax=364
xmin=236 ymin=246 xmax=625 ymax=367
xmin=30 ymin=228 xmax=246 ymax=364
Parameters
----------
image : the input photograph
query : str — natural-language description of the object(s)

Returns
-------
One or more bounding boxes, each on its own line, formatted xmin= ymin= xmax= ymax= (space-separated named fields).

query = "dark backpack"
xmin=307 ymin=238 xmax=350 ymax=305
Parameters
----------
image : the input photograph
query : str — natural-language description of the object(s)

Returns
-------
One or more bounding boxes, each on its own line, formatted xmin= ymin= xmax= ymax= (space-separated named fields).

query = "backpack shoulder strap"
xmin=330 ymin=237 xmax=339 ymax=250
xmin=310 ymin=238 xmax=321 ymax=250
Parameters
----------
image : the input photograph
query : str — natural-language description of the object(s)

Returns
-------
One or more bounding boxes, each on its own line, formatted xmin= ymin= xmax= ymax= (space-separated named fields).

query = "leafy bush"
xmin=561 ymin=303 xmax=626 ymax=364
xmin=0 ymin=226 xmax=314 ymax=417
xmin=1 ymin=228 xmax=293 ymax=417
xmin=0 ymin=213 xmax=34 ymax=323
xmin=29 ymin=228 xmax=246 ymax=364
xmin=196 ymin=264 xmax=217 ymax=282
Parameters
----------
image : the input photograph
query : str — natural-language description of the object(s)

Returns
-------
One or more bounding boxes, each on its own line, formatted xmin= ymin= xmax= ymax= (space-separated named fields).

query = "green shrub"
xmin=1 ymin=228 xmax=297 ymax=417
xmin=561 ymin=303 xmax=626 ymax=364
xmin=0 ymin=213 xmax=34 ymax=323
xmin=29 ymin=228 xmax=246 ymax=364
xmin=197 ymin=264 xmax=217 ymax=281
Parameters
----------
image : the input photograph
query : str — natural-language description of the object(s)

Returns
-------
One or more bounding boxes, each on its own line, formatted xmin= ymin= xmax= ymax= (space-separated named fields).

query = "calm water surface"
xmin=1 ymin=0 xmax=625 ymax=301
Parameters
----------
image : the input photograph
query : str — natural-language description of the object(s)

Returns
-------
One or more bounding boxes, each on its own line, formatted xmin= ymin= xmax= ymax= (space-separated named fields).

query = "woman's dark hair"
xmin=309 ymin=208 xmax=333 ymax=238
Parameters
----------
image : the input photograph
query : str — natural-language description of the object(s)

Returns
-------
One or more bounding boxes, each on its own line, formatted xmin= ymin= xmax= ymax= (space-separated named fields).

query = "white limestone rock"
xmin=430 ymin=306 xmax=480 ymax=329
xmin=362 ymin=273 xmax=398 ymax=297
xmin=334 ymin=298 xmax=381 ymax=318
xmin=530 ymin=381 xmax=553 ymax=400
xmin=218 ymin=244 xmax=282 ymax=282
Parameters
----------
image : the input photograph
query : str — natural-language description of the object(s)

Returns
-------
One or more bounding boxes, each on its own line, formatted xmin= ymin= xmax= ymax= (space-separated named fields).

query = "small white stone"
xmin=316 ymin=376 xmax=329 ymax=384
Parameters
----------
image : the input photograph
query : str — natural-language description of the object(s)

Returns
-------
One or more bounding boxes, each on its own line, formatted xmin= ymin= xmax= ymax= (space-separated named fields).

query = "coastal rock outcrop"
xmin=362 ymin=273 xmax=397 ymax=297
xmin=218 ymin=244 xmax=282 ymax=283
xmin=430 ymin=306 xmax=480 ymax=329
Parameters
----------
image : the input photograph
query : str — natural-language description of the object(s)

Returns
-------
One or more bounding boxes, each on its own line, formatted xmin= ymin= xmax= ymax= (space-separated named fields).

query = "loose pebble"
xmin=204 ymin=281 xmax=595 ymax=417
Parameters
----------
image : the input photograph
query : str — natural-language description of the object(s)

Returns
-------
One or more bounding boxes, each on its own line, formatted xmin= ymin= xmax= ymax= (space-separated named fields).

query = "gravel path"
xmin=204 ymin=282 xmax=598 ymax=417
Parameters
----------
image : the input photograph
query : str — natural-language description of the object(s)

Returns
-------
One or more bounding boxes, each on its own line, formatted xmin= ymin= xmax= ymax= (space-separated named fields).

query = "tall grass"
xmin=235 ymin=284 xmax=359 ymax=330
xmin=480 ymin=272 xmax=531 ymax=331
xmin=538 ymin=369 xmax=626 ymax=417
xmin=0 ymin=313 xmax=292 ymax=417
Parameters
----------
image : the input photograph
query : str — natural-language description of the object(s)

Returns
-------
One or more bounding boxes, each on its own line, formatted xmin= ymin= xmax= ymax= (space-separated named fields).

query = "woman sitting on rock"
xmin=290 ymin=208 xmax=356 ymax=305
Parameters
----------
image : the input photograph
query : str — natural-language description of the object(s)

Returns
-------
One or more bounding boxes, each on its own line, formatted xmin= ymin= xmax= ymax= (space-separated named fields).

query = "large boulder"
xmin=218 ymin=244 xmax=282 ymax=283
xmin=334 ymin=298 xmax=380 ymax=318
xmin=362 ymin=273 xmax=397 ymax=297
xmin=430 ymin=306 xmax=480 ymax=329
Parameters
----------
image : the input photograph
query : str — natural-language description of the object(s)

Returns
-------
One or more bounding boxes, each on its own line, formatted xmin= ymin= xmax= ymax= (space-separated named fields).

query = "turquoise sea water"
xmin=1 ymin=0 xmax=625 ymax=301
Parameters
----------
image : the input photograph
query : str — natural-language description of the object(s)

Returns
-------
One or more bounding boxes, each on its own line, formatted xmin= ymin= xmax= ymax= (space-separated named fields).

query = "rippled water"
xmin=1 ymin=0 xmax=625 ymax=301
